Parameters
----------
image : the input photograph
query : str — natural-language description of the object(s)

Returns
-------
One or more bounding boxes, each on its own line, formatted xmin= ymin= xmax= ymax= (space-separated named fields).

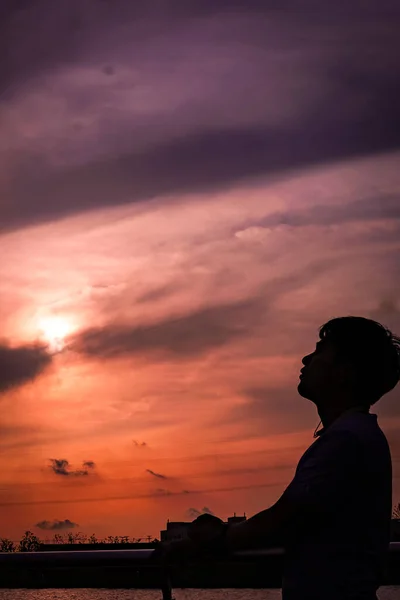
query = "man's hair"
xmin=319 ymin=316 xmax=400 ymax=406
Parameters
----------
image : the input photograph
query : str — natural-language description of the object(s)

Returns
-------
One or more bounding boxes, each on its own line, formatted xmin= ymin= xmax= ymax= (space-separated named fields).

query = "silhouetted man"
xmin=156 ymin=316 xmax=400 ymax=600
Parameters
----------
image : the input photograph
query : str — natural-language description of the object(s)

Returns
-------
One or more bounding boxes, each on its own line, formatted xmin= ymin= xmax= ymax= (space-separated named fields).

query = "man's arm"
xmin=225 ymin=491 xmax=295 ymax=552
xmin=225 ymin=430 xmax=361 ymax=552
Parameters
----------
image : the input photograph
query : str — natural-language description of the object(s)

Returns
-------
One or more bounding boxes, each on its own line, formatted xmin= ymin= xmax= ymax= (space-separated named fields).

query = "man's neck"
xmin=318 ymin=403 xmax=368 ymax=429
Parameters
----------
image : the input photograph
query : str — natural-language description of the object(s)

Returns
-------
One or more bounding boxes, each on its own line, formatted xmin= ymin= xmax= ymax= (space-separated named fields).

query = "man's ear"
xmin=337 ymin=362 xmax=357 ymax=387
xmin=335 ymin=363 xmax=347 ymax=384
xmin=336 ymin=361 xmax=352 ymax=383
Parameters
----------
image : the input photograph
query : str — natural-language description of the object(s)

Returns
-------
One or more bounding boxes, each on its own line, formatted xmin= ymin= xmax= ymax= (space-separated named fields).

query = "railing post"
xmin=160 ymin=573 xmax=173 ymax=600
xmin=160 ymin=563 xmax=173 ymax=600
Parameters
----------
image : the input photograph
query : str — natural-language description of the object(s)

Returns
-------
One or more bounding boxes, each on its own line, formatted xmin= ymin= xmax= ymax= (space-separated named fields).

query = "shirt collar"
xmin=313 ymin=405 xmax=370 ymax=438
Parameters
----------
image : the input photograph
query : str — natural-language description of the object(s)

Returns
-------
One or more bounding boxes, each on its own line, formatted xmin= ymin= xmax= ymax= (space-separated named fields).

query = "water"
xmin=0 ymin=589 xmax=399 ymax=600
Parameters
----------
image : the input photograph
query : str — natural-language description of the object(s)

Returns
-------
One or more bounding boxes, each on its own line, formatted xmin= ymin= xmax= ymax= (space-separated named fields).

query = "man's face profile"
xmin=297 ymin=339 xmax=347 ymax=405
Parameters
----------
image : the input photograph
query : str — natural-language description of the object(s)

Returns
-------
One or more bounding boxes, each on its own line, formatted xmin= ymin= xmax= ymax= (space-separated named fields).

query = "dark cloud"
xmin=146 ymin=469 xmax=167 ymax=479
xmin=186 ymin=506 xmax=215 ymax=519
xmin=2 ymin=1 xmax=399 ymax=90
xmin=0 ymin=343 xmax=52 ymax=393
xmin=82 ymin=460 xmax=96 ymax=469
xmin=35 ymin=518 xmax=78 ymax=530
xmin=154 ymin=488 xmax=171 ymax=495
xmin=70 ymin=260 xmax=343 ymax=364
xmin=133 ymin=440 xmax=147 ymax=447
xmin=3 ymin=123 xmax=400 ymax=234
xmin=1 ymin=2 xmax=399 ymax=231
xmin=245 ymin=193 xmax=400 ymax=232
xmin=370 ymin=299 xmax=400 ymax=323
xmin=376 ymin=299 xmax=400 ymax=316
xmin=49 ymin=458 xmax=96 ymax=477
xmin=70 ymin=296 xmax=263 ymax=360
xmin=136 ymin=284 xmax=178 ymax=305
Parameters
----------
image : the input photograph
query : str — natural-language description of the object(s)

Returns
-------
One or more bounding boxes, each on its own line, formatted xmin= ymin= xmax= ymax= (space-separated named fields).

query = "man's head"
xmin=297 ymin=316 xmax=400 ymax=411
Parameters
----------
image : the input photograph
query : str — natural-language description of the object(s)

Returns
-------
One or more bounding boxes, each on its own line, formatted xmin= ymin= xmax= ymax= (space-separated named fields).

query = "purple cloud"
xmin=1 ymin=1 xmax=399 ymax=231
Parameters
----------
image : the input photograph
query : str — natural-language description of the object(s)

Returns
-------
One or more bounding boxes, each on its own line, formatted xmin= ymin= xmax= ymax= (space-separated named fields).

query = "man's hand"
xmin=150 ymin=514 xmax=227 ymax=565
xmin=150 ymin=537 xmax=199 ymax=565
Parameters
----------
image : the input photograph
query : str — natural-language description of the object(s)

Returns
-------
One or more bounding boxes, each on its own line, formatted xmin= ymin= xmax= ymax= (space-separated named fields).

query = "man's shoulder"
xmin=298 ymin=413 xmax=388 ymax=467
xmin=330 ymin=412 xmax=388 ymax=445
xmin=296 ymin=427 xmax=360 ymax=472
xmin=326 ymin=412 xmax=391 ymax=468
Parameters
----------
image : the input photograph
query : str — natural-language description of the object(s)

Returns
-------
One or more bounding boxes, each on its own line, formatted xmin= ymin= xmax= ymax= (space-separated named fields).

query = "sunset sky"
xmin=1 ymin=1 xmax=400 ymax=542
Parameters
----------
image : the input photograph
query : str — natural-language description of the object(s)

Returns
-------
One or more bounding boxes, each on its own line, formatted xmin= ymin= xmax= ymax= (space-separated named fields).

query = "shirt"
xmin=281 ymin=409 xmax=392 ymax=600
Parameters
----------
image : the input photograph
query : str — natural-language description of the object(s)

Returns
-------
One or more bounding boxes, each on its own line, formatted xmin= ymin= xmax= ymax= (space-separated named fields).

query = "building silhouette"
xmin=160 ymin=512 xmax=247 ymax=542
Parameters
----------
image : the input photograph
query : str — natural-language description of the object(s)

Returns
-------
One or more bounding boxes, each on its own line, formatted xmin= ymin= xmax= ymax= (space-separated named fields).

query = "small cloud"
xmin=49 ymin=459 xmax=70 ymax=476
xmin=234 ymin=226 xmax=273 ymax=242
xmin=133 ymin=440 xmax=147 ymax=447
xmin=376 ymin=298 xmax=399 ymax=315
xmin=186 ymin=506 xmax=215 ymax=519
xmin=49 ymin=458 xmax=96 ymax=477
xmin=136 ymin=283 xmax=176 ymax=304
xmin=154 ymin=488 xmax=171 ymax=496
xmin=146 ymin=469 xmax=167 ymax=479
xmin=35 ymin=519 xmax=78 ymax=530
xmin=102 ymin=65 xmax=115 ymax=76
xmin=82 ymin=460 xmax=96 ymax=469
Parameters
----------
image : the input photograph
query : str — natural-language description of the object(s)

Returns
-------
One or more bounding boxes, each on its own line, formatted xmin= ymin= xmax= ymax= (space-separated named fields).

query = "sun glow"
xmin=38 ymin=316 xmax=73 ymax=352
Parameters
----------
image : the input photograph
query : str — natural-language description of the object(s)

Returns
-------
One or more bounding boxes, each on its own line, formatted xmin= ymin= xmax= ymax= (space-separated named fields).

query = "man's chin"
xmin=297 ymin=380 xmax=312 ymax=400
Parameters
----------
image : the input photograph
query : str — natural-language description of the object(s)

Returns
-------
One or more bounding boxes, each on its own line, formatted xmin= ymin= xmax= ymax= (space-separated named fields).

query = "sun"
xmin=38 ymin=316 xmax=73 ymax=352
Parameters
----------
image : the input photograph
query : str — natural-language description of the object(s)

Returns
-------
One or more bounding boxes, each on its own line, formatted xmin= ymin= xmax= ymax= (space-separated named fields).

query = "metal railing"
xmin=1 ymin=543 xmax=399 ymax=599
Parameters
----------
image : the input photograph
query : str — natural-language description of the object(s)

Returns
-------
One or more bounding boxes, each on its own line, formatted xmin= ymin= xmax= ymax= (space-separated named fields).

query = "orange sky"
xmin=1 ymin=2 xmax=400 ymax=542
xmin=1 ymin=152 xmax=400 ymax=541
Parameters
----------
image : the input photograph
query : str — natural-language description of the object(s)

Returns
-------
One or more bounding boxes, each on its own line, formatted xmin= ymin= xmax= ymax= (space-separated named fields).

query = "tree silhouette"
xmin=2 ymin=530 xmax=159 ymax=550
xmin=0 ymin=538 xmax=16 ymax=552
xmin=18 ymin=531 xmax=40 ymax=552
